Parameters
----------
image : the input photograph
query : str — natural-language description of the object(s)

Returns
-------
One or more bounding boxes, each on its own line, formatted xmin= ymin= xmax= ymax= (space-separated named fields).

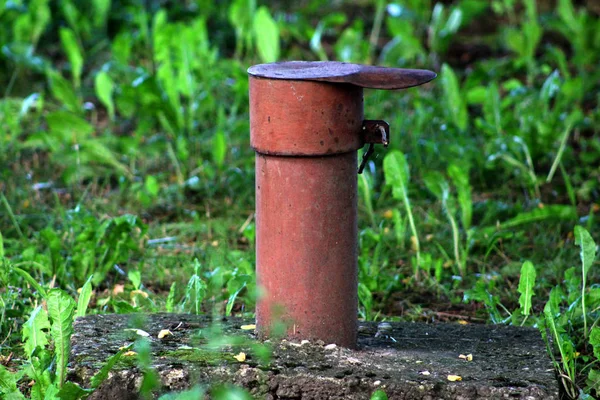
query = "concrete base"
xmin=70 ymin=313 xmax=559 ymax=399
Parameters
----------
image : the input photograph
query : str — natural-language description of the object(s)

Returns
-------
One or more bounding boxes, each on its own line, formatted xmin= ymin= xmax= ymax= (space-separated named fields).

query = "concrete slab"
xmin=69 ymin=313 xmax=559 ymax=399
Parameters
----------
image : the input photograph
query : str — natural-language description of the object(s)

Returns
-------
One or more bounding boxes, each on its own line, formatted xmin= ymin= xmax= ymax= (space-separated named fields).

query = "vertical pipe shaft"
xmin=255 ymin=153 xmax=358 ymax=347
xmin=250 ymin=77 xmax=363 ymax=347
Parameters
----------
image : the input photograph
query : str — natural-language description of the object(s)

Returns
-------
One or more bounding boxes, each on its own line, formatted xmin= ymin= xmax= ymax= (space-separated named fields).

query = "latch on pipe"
xmin=359 ymin=120 xmax=390 ymax=174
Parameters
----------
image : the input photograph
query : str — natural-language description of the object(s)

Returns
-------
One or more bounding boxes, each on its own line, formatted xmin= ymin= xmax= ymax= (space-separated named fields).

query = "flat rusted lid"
xmin=248 ymin=61 xmax=436 ymax=90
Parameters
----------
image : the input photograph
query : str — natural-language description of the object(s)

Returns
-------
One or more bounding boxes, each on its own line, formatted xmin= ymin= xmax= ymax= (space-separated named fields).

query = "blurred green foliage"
xmin=0 ymin=0 xmax=599 ymax=398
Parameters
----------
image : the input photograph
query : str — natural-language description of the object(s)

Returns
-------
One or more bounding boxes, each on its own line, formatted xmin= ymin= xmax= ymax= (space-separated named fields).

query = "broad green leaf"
xmin=90 ymin=344 xmax=132 ymax=389
xmin=383 ymin=150 xmax=409 ymax=201
xmin=46 ymin=70 xmax=80 ymax=113
xmin=564 ymin=267 xmax=581 ymax=304
xmin=212 ymin=131 xmax=227 ymax=167
xmin=424 ymin=172 xmax=457 ymax=221
xmin=482 ymin=82 xmax=501 ymax=135
xmin=2 ymin=43 xmax=50 ymax=72
xmin=423 ymin=171 xmax=449 ymax=200
xmin=112 ymin=32 xmax=132 ymax=65
xmin=557 ymin=0 xmax=578 ymax=33
xmin=46 ymin=111 xmax=94 ymax=144
xmin=229 ymin=0 xmax=256 ymax=31
xmin=184 ymin=275 xmax=206 ymax=315
xmin=92 ymin=0 xmax=111 ymax=28
xmin=358 ymin=282 xmax=373 ymax=319
xmin=56 ymin=381 xmax=93 ymax=399
xmin=590 ymin=327 xmax=600 ymax=360
xmin=23 ymin=306 xmax=50 ymax=357
xmin=546 ymin=286 xmax=563 ymax=317
xmin=588 ymin=369 xmax=600 ymax=393
xmin=226 ymin=283 xmax=246 ymax=316
xmin=2 ymin=391 xmax=25 ymax=400
xmin=383 ymin=150 xmax=420 ymax=266
xmin=505 ymin=28 xmax=525 ymax=59
xmin=43 ymin=383 xmax=59 ymax=400
xmin=370 ymin=389 xmax=389 ymax=400
xmin=145 ymin=175 xmax=159 ymax=197
xmin=518 ymin=261 xmax=536 ymax=316
xmin=447 ymin=164 xmax=472 ymax=229
xmin=24 ymin=0 xmax=51 ymax=45
xmin=543 ymin=300 xmax=560 ymax=346
xmin=60 ymin=1 xmax=80 ymax=36
xmin=76 ymin=275 xmax=94 ymax=318
xmin=183 ymin=260 xmax=207 ymax=315
xmin=212 ymin=385 xmax=252 ymax=400
xmin=575 ymin=225 xmax=596 ymax=336
xmin=165 ymin=282 xmax=176 ymax=313
xmin=466 ymin=86 xmax=487 ymax=105
xmin=523 ymin=0 xmax=541 ymax=60
xmin=12 ymin=267 xmax=47 ymax=298
xmin=478 ymin=205 xmax=577 ymax=237
xmin=136 ymin=339 xmax=160 ymax=397
xmin=59 ymin=27 xmax=83 ymax=88
xmin=26 ymin=352 xmax=53 ymax=400
xmin=440 ymin=63 xmax=467 ymax=131
xmin=20 ymin=93 xmax=42 ymax=117
xmin=444 ymin=9 xmax=462 ymax=34
xmin=0 ymin=365 xmax=18 ymax=393
xmin=540 ymin=70 xmax=561 ymax=105
xmin=574 ymin=226 xmax=596 ymax=279
xmin=253 ymin=7 xmax=280 ymax=63
xmin=128 ymin=270 xmax=141 ymax=290
xmin=47 ymin=289 xmax=76 ymax=387
xmin=83 ymin=141 xmax=131 ymax=177
xmin=158 ymin=386 xmax=205 ymax=400
xmin=95 ymin=71 xmax=115 ymax=120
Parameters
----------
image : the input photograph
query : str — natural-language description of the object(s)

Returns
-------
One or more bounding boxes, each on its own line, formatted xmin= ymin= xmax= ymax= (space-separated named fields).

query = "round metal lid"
xmin=248 ymin=61 xmax=436 ymax=90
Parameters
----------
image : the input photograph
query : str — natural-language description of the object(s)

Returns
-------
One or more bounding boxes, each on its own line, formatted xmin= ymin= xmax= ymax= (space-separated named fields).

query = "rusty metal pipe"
xmin=249 ymin=62 xmax=435 ymax=348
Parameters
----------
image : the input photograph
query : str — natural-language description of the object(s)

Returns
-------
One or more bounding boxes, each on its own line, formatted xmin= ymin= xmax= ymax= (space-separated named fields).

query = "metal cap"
xmin=247 ymin=61 xmax=436 ymax=90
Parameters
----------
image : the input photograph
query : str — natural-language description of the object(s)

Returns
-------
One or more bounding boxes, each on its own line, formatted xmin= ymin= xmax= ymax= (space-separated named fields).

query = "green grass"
xmin=0 ymin=0 xmax=599 ymax=398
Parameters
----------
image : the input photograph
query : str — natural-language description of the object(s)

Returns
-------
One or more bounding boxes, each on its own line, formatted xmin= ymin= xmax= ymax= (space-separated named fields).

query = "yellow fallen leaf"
xmin=234 ymin=352 xmax=246 ymax=362
xmin=240 ymin=324 xmax=256 ymax=330
xmin=123 ymin=351 xmax=137 ymax=357
xmin=457 ymin=320 xmax=468 ymax=325
xmin=158 ymin=329 xmax=172 ymax=339
xmin=130 ymin=290 xmax=148 ymax=299
xmin=112 ymin=284 xmax=125 ymax=296
xmin=458 ymin=354 xmax=473 ymax=361
xmin=447 ymin=375 xmax=462 ymax=382
xmin=124 ymin=328 xmax=150 ymax=337
xmin=410 ymin=236 xmax=418 ymax=251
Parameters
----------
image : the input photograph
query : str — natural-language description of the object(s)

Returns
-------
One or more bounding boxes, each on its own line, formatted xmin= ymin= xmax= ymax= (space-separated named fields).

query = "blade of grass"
xmin=0 ymin=192 xmax=24 ymax=239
